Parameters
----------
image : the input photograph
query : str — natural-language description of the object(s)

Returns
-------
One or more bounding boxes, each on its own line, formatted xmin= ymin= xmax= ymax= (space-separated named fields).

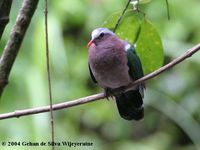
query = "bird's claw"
xmin=104 ymin=88 xmax=114 ymax=100
xmin=104 ymin=87 xmax=125 ymax=100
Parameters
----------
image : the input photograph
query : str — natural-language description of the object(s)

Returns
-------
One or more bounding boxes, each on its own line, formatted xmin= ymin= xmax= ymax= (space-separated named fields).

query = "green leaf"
xmin=103 ymin=11 xmax=164 ymax=74
xmin=136 ymin=19 xmax=164 ymax=74
xmin=103 ymin=10 xmax=143 ymax=44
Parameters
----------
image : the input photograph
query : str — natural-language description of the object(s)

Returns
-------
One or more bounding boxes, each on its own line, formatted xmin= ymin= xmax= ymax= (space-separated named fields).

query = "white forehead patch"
xmin=91 ymin=28 xmax=115 ymax=40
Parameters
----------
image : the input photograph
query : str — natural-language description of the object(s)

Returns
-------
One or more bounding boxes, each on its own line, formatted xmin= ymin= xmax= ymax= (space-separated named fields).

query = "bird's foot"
xmin=112 ymin=86 xmax=126 ymax=95
xmin=104 ymin=88 xmax=114 ymax=100
xmin=104 ymin=86 xmax=126 ymax=100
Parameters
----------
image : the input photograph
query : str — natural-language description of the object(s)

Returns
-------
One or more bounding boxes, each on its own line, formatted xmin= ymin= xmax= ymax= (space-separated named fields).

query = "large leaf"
xmin=103 ymin=10 xmax=143 ymax=44
xmin=103 ymin=10 xmax=164 ymax=74
xmin=136 ymin=19 xmax=164 ymax=74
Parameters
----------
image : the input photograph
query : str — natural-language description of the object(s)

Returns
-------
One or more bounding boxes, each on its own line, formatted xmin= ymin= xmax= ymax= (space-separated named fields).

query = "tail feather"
xmin=115 ymin=90 xmax=144 ymax=120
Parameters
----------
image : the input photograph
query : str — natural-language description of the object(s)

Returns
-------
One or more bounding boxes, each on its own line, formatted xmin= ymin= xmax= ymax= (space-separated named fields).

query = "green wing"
xmin=127 ymin=45 xmax=144 ymax=81
xmin=127 ymin=45 xmax=145 ymax=97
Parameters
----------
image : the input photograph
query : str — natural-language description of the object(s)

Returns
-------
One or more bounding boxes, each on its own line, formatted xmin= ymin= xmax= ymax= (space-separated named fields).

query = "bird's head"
xmin=87 ymin=28 xmax=115 ymax=48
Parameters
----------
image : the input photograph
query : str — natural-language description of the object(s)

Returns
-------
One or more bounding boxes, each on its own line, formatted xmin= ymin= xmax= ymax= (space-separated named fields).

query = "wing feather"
xmin=126 ymin=45 xmax=145 ymax=96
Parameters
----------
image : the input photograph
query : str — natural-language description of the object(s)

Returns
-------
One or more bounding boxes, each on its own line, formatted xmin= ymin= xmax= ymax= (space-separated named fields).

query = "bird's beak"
xmin=87 ymin=40 xmax=93 ymax=48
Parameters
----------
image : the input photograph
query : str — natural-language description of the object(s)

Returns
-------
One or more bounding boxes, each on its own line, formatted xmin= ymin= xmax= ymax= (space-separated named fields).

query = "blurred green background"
xmin=0 ymin=0 xmax=200 ymax=150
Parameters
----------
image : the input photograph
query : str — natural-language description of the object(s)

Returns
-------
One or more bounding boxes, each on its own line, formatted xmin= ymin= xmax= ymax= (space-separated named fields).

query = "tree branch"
xmin=0 ymin=43 xmax=199 ymax=120
xmin=0 ymin=0 xmax=13 ymax=40
xmin=0 ymin=0 xmax=39 ymax=97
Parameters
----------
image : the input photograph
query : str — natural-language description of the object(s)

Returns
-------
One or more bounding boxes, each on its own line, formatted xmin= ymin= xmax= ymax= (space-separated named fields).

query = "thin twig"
xmin=165 ymin=0 xmax=170 ymax=20
xmin=113 ymin=0 xmax=131 ymax=32
xmin=44 ymin=0 xmax=55 ymax=150
xmin=0 ymin=43 xmax=199 ymax=120
xmin=0 ymin=0 xmax=39 ymax=97
xmin=0 ymin=93 xmax=105 ymax=120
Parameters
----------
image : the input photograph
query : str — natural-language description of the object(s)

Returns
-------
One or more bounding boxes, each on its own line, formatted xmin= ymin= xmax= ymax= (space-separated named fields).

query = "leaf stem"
xmin=113 ymin=0 xmax=132 ymax=32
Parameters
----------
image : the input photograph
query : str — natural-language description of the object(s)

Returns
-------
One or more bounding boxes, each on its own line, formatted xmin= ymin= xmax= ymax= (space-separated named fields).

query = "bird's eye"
xmin=99 ymin=32 xmax=104 ymax=38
